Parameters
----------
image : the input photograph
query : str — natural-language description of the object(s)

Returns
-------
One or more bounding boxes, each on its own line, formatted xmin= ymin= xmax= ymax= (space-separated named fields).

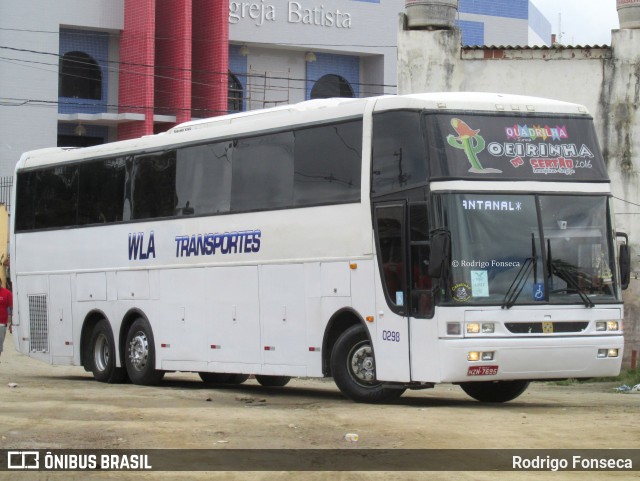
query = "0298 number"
xmin=382 ymin=330 xmax=400 ymax=342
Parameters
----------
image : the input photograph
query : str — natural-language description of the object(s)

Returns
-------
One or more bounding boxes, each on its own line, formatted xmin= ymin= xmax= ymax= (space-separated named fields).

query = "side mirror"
xmin=428 ymin=229 xmax=451 ymax=278
xmin=617 ymin=232 xmax=631 ymax=290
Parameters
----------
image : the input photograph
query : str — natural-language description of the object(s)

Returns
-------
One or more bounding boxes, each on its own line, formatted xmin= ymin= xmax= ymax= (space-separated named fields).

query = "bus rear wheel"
xmin=89 ymin=319 xmax=127 ymax=383
xmin=125 ymin=318 xmax=164 ymax=386
xmin=331 ymin=324 xmax=405 ymax=403
xmin=255 ymin=375 xmax=290 ymax=387
xmin=460 ymin=380 xmax=530 ymax=403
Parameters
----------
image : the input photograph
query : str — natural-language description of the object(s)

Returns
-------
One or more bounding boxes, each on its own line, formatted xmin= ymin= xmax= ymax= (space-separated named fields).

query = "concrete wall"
xmin=398 ymin=17 xmax=640 ymax=367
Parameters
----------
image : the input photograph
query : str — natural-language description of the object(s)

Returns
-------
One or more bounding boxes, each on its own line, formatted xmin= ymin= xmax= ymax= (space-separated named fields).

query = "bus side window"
xmin=410 ymin=203 xmax=433 ymax=318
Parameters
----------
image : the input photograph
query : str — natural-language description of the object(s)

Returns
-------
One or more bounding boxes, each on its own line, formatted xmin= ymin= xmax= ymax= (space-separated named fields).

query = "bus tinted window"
xmin=15 ymin=171 xmax=37 ymax=231
xmin=372 ymin=111 xmax=427 ymax=195
xmin=231 ymin=132 xmax=295 ymax=212
xmin=14 ymin=118 xmax=363 ymax=232
xmin=176 ymin=142 xmax=232 ymax=216
xmin=131 ymin=151 xmax=177 ymax=220
xmin=34 ymin=166 xmax=79 ymax=229
xmin=294 ymin=121 xmax=362 ymax=206
xmin=78 ymin=157 xmax=126 ymax=225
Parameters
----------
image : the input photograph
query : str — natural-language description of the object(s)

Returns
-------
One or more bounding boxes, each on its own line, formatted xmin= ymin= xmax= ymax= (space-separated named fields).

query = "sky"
xmin=531 ymin=0 xmax=620 ymax=46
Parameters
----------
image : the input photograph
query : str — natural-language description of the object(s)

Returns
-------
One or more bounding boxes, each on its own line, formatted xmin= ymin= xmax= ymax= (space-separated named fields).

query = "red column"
xmin=192 ymin=0 xmax=229 ymax=119
xmin=155 ymin=0 xmax=193 ymax=126
xmin=118 ymin=0 xmax=156 ymax=140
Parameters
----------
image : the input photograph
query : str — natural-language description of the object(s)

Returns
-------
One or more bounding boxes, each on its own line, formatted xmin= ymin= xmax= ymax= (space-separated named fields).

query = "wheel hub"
xmin=94 ymin=333 xmax=109 ymax=372
xmin=350 ymin=344 xmax=376 ymax=383
xmin=129 ymin=332 xmax=149 ymax=371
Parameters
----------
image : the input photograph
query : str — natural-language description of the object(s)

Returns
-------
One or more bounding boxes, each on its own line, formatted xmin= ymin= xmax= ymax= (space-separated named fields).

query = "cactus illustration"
xmin=447 ymin=118 xmax=501 ymax=174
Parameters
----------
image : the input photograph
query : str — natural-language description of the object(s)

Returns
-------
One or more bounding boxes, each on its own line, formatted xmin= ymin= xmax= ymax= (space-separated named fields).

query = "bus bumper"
xmin=432 ymin=335 xmax=624 ymax=383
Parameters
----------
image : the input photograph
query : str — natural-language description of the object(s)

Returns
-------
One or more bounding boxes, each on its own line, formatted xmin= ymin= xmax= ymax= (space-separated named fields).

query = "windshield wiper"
xmin=502 ymin=234 xmax=537 ymax=309
xmin=547 ymin=240 xmax=594 ymax=308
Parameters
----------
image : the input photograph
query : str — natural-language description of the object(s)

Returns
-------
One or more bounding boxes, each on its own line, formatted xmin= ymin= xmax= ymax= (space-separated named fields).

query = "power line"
xmin=0 ymin=44 xmax=398 ymax=90
xmin=0 ymin=26 xmax=398 ymax=49
xmin=0 ymin=55 xmax=393 ymax=102
xmin=613 ymin=196 xmax=640 ymax=209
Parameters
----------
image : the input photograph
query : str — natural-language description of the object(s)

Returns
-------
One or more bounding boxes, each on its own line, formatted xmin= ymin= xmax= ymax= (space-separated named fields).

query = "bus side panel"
xmin=260 ymin=264 xmax=307 ymax=372
xmin=48 ymin=274 xmax=74 ymax=363
xmin=372 ymin=257 xmax=411 ymax=382
xmin=155 ymin=268 xmax=210 ymax=371
xmin=206 ymin=266 xmax=261 ymax=371
xmin=409 ymin=314 xmax=443 ymax=382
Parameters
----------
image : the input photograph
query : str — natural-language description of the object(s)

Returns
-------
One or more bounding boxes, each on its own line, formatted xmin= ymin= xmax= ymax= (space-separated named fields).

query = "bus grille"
xmin=28 ymin=294 xmax=49 ymax=352
xmin=505 ymin=322 xmax=589 ymax=334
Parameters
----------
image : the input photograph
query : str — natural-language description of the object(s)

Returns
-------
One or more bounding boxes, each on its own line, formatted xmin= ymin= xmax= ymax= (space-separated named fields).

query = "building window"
xmin=59 ymin=51 xmax=102 ymax=100
xmin=228 ymin=73 xmax=243 ymax=112
xmin=310 ymin=74 xmax=354 ymax=99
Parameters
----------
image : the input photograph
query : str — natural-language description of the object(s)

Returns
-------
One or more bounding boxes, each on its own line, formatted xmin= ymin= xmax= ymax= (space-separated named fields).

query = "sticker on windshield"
xmin=447 ymin=119 xmax=502 ymax=175
xmin=471 ymin=271 xmax=489 ymax=297
xmin=533 ymin=283 xmax=545 ymax=301
xmin=452 ymin=283 xmax=472 ymax=302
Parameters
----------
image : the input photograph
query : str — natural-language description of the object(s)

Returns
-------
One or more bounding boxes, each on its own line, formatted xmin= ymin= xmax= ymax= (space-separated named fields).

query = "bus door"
xmin=372 ymin=203 xmax=411 ymax=381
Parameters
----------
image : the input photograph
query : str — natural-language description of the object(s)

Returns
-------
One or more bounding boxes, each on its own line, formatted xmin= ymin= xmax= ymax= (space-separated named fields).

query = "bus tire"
xmin=199 ymin=372 xmax=232 ymax=384
xmin=330 ymin=324 xmax=405 ymax=403
xmin=255 ymin=375 xmax=290 ymax=387
xmin=89 ymin=319 xmax=127 ymax=384
xmin=125 ymin=318 xmax=164 ymax=386
xmin=460 ymin=380 xmax=530 ymax=403
xmin=227 ymin=374 xmax=250 ymax=384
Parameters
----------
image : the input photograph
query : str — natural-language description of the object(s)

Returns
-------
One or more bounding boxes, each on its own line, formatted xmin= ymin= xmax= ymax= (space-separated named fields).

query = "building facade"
xmin=0 ymin=0 xmax=551 ymax=178
xmin=397 ymin=9 xmax=640 ymax=368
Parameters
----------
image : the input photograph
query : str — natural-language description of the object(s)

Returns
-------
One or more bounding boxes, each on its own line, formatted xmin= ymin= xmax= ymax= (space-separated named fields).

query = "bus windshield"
xmin=433 ymin=193 xmax=619 ymax=306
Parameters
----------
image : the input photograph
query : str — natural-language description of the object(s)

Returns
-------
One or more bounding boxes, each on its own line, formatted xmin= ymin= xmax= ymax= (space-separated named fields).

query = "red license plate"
xmin=467 ymin=365 xmax=499 ymax=376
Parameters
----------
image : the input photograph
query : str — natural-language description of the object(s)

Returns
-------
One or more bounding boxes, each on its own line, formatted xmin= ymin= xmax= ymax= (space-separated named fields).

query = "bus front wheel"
xmin=125 ymin=318 xmax=164 ymax=385
xmin=331 ymin=324 xmax=405 ymax=403
xmin=89 ymin=319 xmax=127 ymax=383
xmin=460 ymin=380 xmax=529 ymax=403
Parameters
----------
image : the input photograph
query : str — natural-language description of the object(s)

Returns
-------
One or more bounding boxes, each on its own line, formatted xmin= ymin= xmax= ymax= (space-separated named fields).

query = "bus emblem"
xmin=128 ymin=231 xmax=156 ymax=260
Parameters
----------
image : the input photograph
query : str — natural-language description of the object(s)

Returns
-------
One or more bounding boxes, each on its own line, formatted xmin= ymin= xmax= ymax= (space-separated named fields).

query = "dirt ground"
xmin=0 ymin=331 xmax=638 ymax=481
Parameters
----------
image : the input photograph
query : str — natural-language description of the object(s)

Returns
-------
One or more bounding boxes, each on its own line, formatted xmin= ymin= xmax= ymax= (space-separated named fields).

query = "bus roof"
xmin=17 ymin=93 xmax=590 ymax=171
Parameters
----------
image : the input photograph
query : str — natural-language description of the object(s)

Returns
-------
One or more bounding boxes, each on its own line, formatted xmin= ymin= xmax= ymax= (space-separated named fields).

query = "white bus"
xmin=10 ymin=93 xmax=630 ymax=403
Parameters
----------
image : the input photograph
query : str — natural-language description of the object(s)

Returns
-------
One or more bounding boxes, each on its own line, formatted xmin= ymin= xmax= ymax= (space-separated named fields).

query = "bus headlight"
xmin=467 ymin=323 xmax=480 ymax=334
xmin=467 ymin=351 xmax=495 ymax=361
xmin=482 ymin=323 xmax=495 ymax=333
xmin=596 ymin=321 xmax=619 ymax=331
xmin=597 ymin=348 xmax=619 ymax=358
xmin=466 ymin=322 xmax=495 ymax=334
xmin=481 ymin=351 xmax=495 ymax=361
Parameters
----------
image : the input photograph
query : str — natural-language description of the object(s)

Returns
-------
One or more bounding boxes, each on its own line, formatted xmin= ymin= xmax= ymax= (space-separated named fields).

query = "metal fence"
xmin=0 ymin=176 xmax=12 ymax=209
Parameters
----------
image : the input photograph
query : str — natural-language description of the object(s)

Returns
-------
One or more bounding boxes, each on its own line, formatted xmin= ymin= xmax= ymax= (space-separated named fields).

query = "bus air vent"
xmin=28 ymin=294 xmax=49 ymax=353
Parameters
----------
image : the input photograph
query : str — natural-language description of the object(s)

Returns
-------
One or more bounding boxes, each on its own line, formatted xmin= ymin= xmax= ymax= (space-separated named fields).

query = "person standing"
xmin=0 ymin=281 xmax=12 ymax=362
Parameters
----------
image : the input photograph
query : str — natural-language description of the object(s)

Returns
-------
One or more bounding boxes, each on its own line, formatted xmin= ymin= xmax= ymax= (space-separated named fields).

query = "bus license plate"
xmin=467 ymin=365 xmax=499 ymax=376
